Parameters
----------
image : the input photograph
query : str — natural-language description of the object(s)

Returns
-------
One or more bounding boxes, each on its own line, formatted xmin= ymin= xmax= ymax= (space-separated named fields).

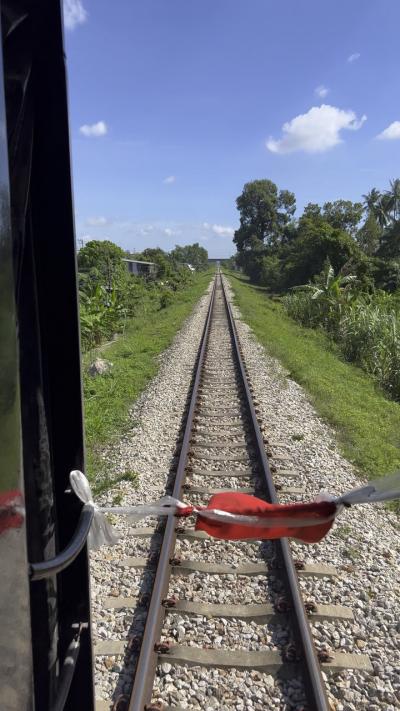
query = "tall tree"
xmin=385 ymin=178 xmax=400 ymax=222
xmin=356 ymin=213 xmax=381 ymax=255
xmin=362 ymin=187 xmax=381 ymax=215
xmin=374 ymin=194 xmax=391 ymax=228
xmin=234 ymin=179 xmax=296 ymax=252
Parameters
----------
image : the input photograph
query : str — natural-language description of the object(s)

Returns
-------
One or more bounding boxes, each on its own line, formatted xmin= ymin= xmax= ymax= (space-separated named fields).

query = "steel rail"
xmin=128 ymin=276 xmax=218 ymax=710
xmin=220 ymin=274 xmax=329 ymax=711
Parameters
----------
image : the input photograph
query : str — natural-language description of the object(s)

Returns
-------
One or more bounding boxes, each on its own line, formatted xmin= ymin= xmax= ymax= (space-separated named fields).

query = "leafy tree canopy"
xmin=234 ymin=179 xmax=296 ymax=251
xmin=78 ymin=240 xmax=129 ymax=291
xmin=300 ymin=200 xmax=363 ymax=236
xmin=283 ymin=221 xmax=363 ymax=288
xmin=356 ymin=213 xmax=381 ymax=255
xmin=321 ymin=200 xmax=364 ymax=235
xmin=171 ymin=243 xmax=208 ymax=270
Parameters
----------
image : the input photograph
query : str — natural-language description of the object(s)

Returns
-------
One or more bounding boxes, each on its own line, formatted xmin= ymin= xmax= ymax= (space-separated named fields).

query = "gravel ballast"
xmin=91 ymin=274 xmax=400 ymax=710
xmin=225 ymin=276 xmax=400 ymax=711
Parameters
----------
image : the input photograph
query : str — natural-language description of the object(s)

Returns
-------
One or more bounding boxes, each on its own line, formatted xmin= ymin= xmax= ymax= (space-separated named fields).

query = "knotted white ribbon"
xmin=69 ymin=471 xmax=191 ymax=549
xmin=70 ymin=470 xmax=120 ymax=549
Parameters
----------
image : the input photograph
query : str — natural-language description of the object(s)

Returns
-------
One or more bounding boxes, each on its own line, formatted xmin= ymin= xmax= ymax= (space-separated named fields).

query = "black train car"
xmin=0 ymin=2 xmax=94 ymax=709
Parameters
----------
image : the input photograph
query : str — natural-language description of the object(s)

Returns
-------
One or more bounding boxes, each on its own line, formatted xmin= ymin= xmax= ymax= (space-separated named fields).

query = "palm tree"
xmin=362 ymin=187 xmax=381 ymax=214
xmin=385 ymin=178 xmax=400 ymax=222
xmin=374 ymin=194 xmax=391 ymax=228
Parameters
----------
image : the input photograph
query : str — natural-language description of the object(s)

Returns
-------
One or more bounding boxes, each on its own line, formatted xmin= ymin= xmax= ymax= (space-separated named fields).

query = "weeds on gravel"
xmin=334 ymin=525 xmax=352 ymax=540
xmin=225 ymin=272 xmax=400 ymax=513
xmin=92 ymin=470 xmax=139 ymax=497
xmin=83 ymin=271 xmax=213 ymax=489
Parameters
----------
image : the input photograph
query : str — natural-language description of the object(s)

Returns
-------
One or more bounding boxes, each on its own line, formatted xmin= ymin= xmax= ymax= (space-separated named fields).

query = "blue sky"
xmin=64 ymin=0 xmax=400 ymax=258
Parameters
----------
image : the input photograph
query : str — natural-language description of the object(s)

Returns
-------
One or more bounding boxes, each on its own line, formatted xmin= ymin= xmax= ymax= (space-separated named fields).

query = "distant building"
xmin=123 ymin=259 xmax=158 ymax=277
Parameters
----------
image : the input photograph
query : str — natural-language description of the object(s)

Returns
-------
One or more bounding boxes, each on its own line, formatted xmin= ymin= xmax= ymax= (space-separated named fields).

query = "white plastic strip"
xmin=336 ymin=471 xmax=400 ymax=506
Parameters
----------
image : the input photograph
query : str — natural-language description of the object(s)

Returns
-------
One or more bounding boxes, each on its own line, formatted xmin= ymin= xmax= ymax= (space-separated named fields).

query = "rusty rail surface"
xmin=127 ymin=271 xmax=330 ymax=711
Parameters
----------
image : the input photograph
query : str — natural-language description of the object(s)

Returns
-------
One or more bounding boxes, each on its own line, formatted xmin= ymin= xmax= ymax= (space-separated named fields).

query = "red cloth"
xmin=0 ymin=489 xmax=24 ymax=535
xmin=195 ymin=492 xmax=337 ymax=543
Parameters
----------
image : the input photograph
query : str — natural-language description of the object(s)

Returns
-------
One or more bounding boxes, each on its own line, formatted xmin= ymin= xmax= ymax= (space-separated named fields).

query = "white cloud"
xmin=163 ymin=175 xmax=176 ymax=184
xmin=266 ymin=104 xmax=367 ymax=154
xmin=315 ymin=85 xmax=329 ymax=98
xmin=80 ymin=121 xmax=108 ymax=137
xmin=86 ymin=216 xmax=108 ymax=226
xmin=164 ymin=228 xmax=173 ymax=236
xmin=63 ymin=0 xmax=88 ymax=30
xmin=212 ymin=224 xmax=235 ymax=237
xmin=376 ymin=121 xmax=400 ymax=141
xmin=347 ymin=52 xmax=361 ymax=63
xmin=203 ymin=222 xmax=235 ymax=237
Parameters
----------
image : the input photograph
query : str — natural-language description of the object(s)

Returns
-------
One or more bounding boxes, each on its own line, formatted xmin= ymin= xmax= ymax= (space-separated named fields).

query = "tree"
xmin=385 ymin=178 xmax=400 ymax=222
xmin=234 ymin=179 xmax=296 ymax=253
xmin=282 ymin=221 xmax=363 ymax=288
xmin=322 ymin=200 xmax=364 ymax=236
xmin=137 ymin=247 xmax=173 ymax=278
xmin=302 ymin=203 xmax=323 ymax=222
xmin=171 ymin=243 xmax=208 ymax=270
xmin=377 ymin=221 xmax=400 ymax=259
xmin=373 ymin=194 xmax=391 ymax=228
xmin=356 ymin=213 xmax=382 ymax=255
xmin=78 ymin=240 xmax=129 ymax=293
xmin=362 ymin=187 xmax=381 ymax=215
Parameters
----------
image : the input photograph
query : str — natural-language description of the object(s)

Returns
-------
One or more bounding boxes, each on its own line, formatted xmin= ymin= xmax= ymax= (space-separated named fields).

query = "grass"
xmin=83 ymin=271 xmax=213 ymax=491
xmin=225 ymin=271 xmax=400 ymax=503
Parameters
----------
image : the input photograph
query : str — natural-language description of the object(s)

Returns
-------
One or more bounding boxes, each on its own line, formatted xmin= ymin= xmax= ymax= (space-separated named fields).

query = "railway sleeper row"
xmin=94 ymin=275 xmax=372 ymax=711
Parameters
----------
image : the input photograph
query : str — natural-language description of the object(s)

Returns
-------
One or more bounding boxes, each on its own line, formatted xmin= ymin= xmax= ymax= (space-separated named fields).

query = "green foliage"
xmin=226 ymin=272 xmax=400 ymax=485
xmin=282 ymin=221 xmax=362 ymax=289
xmin=356 ymin=213 xmax=382 ymax=255
xmin=321 ymin=200 xmax=363 ymax=236
xmin=284 ymin=263 xmax=400 ymax=400
xmin=78 ymin=241 xmax=204 ymax=351
xmin=83 ymin=271 xmax=212 ymax=489
xmin=377 ymin=221 xmax=400 ymax=259
xmin=234 ymin=179 xmax=296 ymax=252
xmin=171 ymin=243 xmax=208 ymax=271
xmin=233 ymin=177 xmax=400 ymax=296
xmin=286 ymin=261 xmax=358 ymax=331
xmin=159 ymin=289 xmax=174 ymax=309
xmin=222 ymin=256 xmax=237 ymax=271
xmin=78 ymin=240 xmax=129 ymax=290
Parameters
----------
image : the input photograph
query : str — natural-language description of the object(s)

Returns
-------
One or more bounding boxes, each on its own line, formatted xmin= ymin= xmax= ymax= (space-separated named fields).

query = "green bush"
xmin=159 ymin=289 xmax=174 ymax=309
xmin=78 ymin=242 xmax=205 ymax=351
xmin=284 ymin=270 xmax=400 ymax=400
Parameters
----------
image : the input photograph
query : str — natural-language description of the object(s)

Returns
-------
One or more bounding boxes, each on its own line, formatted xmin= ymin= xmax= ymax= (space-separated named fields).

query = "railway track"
xmin=95 ymin=273 xmax=372 ymax=711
